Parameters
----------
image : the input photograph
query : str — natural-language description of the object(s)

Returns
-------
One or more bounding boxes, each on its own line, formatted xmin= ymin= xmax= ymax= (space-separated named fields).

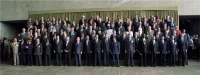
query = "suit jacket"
xmin=11 ymin=42 xmax=19 ymax=54
xmin=19 ymin=43 xmax=26 ymax=55
xmin=159 ymin=40 xmax=167 ymax=54
xmin=168 ymin=40 xmax=177 ymax=53
xmin=77 ymin=29 xmax=86 ymax=37
xmin=102 ymin=39 xmax=111 ymax=52
xmin=75 ymin=42 xmax=83 ymax=54
xmin=69 ymin=32 xmax=76 ymax=42
xmin=44 ymin=43 xmax=52 ymax=55
xmin=84 ymin=40 xmax=92 ymax=53
xmin=178 ymin=39 xmax=187 ymax=52
xmin=125 ymin=38 xmax=135 ymax=52
xmin=34 ymin=43 xmax=43 ymax=55
xmin=149 ymin=40 xmax=158 ymax=53
xmin=93 ymin=39 xmax=102 ymax=53
xmin=111 ymin=41 xmax=120 ymax=54
xmin=139 ymin=38 xmax=148 ymax=53
xmin=63 ymin=40 xmax=72 ymax=53
xmin=25 ymin=43 xmax=33 ymax=54
xmin=54 ymin=40 xmax=63 ymax=53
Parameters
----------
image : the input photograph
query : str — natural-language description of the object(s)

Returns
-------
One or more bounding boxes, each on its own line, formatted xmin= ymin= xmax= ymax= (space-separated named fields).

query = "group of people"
xmin=1 ymin=14 xmax=200 ymax=67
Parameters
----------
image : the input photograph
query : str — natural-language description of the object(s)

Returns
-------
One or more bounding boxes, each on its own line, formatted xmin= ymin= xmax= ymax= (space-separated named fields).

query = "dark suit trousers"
xmin=95 ymin=53 xmax=101 ymax=66
xmin=26 ymin=54 xmax=33 ymax=66
xmin=56 ymin=53 xmax=62 ymax=66
xmin=170 ymin=52 xmax=176 ymax=66
xmin=178 ymin=51 xmax=186 ymax=66
xmin=160 ymin=54 xmax=166 ymax=66
xmin=112 ymin=54 xmax=119 ymax=66
xmin=35 ymin=55 xmax=42 ymax=66
xmin=85 ymin=53 xmax=91 ymax=66
xmin=140 ymin=53 xmax=147 ymax=66
xmin=65 ymin=52 xmax=71 ymax=66
xmin=128 ymin=51 xmax=134 ymax=66
xmin=151 ymin=53 xmax=156 ymax=66
xmin=75 ymin=53 xmax=81 ymax=66
xmin=45 ymin=55 xmax=51 ymax=66
xmin=104 ymin=52 xmax=109 ymax=66
xmin=20 ymin=54 xmax=26 ymax=65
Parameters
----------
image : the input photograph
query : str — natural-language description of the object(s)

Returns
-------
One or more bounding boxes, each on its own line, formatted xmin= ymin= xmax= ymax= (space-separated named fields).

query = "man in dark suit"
xmin=84 ymin=35 xmax=92 ymax=66
xmin=125 ymin=34 xmax=135 ymax=67
xmin=34 ymin=38 xmax=43 ymax=66
xmin=102 ymin=33 xmax=111 ymax=66
xmin=149 ymin=36 xmax=158 ymax=67
xmin=64 ymin=36 xmax=72 ymax=66
xmin=119 ymin=32 xmax=127 ymax=60
xmin=69 ymin=27 xmax=77 ymax=43
xmin=75 ymin=37 xmax=83 ymax=66
xmin=25 ymin=39 xmax=33 ymax=66
xmin=94 ymin=34 xmax=102 ymax=66
xmin=168 ymin=35 xmax=178 ymax=66
xmin=139 ymin=34 xmax=148 ymax=67
xmin=178 ymin=34 xmax=188 ymax=66
xmin=77 ymin=25 xmax=86 ymax=37
xmin=53 ymin=35 xmax=63 ymax=66
xmin=44 ymin=39 xmax=52 ymax=66
xmin=111 ymin=36 xmax=120 ymax=67
xmin=19 ymin=39 xmax=26 ymax=65
xmin=159 ymin=36 xmax=167 ymax=66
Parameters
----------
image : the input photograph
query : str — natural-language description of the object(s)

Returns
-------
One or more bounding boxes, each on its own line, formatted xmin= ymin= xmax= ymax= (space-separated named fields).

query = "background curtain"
xmin=28 ymin=10 xmax=178 ymax=26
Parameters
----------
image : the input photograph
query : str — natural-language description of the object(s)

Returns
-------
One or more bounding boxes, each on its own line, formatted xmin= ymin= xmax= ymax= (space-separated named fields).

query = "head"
xmin=76 ymin=37 xmax=80 ymax=42
xmin=22 ymin=28 xmax=26 ymax=32
xmin=161 ymin=36 xmax=165 ymax=40
xmin=36 ymin=38 xmax=40 ymax=43
xmin=95 ymin=34 xmax=99 ymax=39
xmin=56 ymin=36 xmax=60 ymax=40
xmin=86 ymin=35 xmax=89 ymax=40
xmin=66 ymin=36 xmax=70 ymax=41
xmin=13 ymin=38 xmax=17 ymax=42
xmin=171 ymin=35 xmax=175 ymax=40
xmin=113 ymin=37 xmax=116 ymax=42
xmin=153 ymin=36 xmax=156 ymax=40
xmin=105 ymin=33 xmax=108 ymax=38
xmin=182 ymin=29 xmax=186 ymax=33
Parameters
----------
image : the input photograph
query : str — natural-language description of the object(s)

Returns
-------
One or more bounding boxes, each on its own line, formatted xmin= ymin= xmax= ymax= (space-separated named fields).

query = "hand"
xmin=118 ymin=52 xmax=120 ymax=54
xmin=40 ymin=53 xmax=42 ymax=55
xmin=102 ymin=50 xmax=103 ymax=53
xmin=134 ymin=50 xmax=135 ymax=53
xmin=125 ymin=50 xmax=127 ymax=53
xmin=54 ymin=50 xmax=55 ymax=53
xmin=90 ymin=51 xmax=92 ymax=53
xmin=81 ymin=52 xmax=82 ymax=54
xmin=140 ymin=53 xmax=142 ymax=55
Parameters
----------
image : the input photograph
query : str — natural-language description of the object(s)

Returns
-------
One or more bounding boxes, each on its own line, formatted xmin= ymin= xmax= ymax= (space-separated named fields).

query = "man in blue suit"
xmin=111 ymin=37 xmax=120 ymax=67
xmin=168 ymin=35 xmax=178 ymax=66
xmin=178 ymin=34 xmax=188 ymax=66
xmin=75 ymin=37 xmax=83 ymax=66
xmin=25 ymin=39 xmax=33 ymax=66
xmin=159 ymin=36 xmax=167 ymax=66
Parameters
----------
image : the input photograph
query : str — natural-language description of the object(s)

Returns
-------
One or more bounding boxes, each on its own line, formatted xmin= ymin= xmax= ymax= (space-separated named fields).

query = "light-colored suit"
xmin=11 ymin=42 xmax=19 ymax=65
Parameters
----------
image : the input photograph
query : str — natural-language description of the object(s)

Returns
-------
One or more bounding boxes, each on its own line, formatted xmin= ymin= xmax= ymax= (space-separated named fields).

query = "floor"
xmin=0 ymin=60 xmax=200 ymax=75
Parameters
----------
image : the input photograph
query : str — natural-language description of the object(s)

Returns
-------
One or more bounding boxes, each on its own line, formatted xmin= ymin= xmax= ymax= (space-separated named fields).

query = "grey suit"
xmin=125 ymin=38 xmax=135 ymax=66
xmin=34 ymin=43 xmax=43 ymax=66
